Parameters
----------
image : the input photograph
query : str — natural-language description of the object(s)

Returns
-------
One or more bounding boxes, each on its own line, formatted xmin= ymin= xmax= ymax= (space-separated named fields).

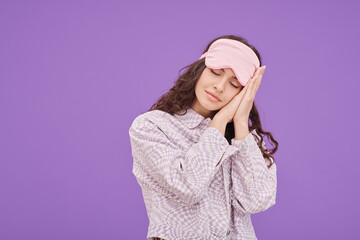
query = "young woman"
xmin=129 ymin=35 xmax=278 ymax=240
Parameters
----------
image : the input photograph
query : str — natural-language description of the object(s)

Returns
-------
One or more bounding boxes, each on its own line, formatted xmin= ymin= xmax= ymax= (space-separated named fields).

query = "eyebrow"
xmin=220 ymin=68 xmax=238 ymax=80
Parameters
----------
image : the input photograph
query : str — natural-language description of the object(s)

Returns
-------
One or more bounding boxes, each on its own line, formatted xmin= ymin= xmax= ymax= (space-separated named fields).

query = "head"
xmin=149 ymin=35 xmax=262 ymax=117
xmin=192 ymin=66 xmax=243 ymax=119
xmin=148 ymin=34 xmax=278 ymax=167
xmin=192 ymin=37 xmax=260 ymax=118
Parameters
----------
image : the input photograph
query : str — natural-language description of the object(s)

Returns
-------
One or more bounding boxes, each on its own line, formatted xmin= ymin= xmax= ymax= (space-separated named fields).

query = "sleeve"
xmin=229 ymin=130 xmax=277 ymax=215
xmin=128 ymin=117 xmax=240 ymax=207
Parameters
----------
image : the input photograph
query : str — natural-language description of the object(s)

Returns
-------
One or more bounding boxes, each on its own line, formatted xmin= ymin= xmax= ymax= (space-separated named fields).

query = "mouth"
xmin=205 ymin=90 xmax=221 ymax=102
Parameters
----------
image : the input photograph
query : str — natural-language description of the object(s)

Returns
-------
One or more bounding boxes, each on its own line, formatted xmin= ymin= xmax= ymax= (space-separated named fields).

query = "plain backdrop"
xmin=1 ymin=0 xmax=359 ymax=239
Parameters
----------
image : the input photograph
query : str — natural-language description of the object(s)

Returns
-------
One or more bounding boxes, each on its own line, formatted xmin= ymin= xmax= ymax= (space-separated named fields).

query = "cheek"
xmin=196 ymin=77 xmax=205 ymax=88
xmin=224 ymin=90 xmax=241 ymax=104
xmin=234 ymin=87 xmax=242 ymax=96
xmin=194 ymin=79 xmax=202 ymax=90
xmin=194 ymin=81 xmax=204 ymax=97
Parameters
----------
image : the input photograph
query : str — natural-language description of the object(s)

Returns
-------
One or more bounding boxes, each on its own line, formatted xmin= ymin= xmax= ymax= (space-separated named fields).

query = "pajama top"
xmin=128 ymin=107 xmax=277 ymax=240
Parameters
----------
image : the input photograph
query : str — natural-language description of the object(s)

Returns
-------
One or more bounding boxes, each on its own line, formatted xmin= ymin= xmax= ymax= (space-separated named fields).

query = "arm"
xmin=230 ymin=130 xmax=277 ymax=215
xmin=128 ymin=116 xmax=239 ymax=206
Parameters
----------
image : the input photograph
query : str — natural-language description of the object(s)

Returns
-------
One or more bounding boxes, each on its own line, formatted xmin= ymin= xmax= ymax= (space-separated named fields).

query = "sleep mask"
xmin=199 ymin=38 xmax=260 ymax=86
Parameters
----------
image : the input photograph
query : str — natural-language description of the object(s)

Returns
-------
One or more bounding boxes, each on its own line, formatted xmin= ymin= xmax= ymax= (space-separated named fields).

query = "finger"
xmin=252 ymin=71 xmax=264 ymax=95
xmin=252 ymin=67 xmax=265 ymax=96
xmin=236 ymin=83 xmax=251 ymax=102
xmin=232 ymin=81 xmax=252 ymax=106
xmin=251 ymin=67 xmax=262 ymax=81
xmin=240 ymin=67 xmax=260 ymax=97
xmin=228 ymin=87 xmax=246 ymax=106
xmin=247 ymin=68 xmax=262 ymax=94
xmin=247 ymin=71 xmax=258 ymax=94
xmin=237 ymin=81 xmax=250 ymax=97
xmin=233 ymin=86 xmax=246 ymax=103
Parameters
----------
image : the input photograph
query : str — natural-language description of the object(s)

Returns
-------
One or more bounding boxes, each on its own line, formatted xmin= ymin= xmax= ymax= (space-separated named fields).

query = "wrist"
xmin=213 ymin=114 xmax=229 ymax=124
xmin=233 ymin=117 xmax=248 ymax=126
xmin=209 ymin=115 xmax=227 ymax=136
xmin=234 ymin=121 xmax=250 ymax=140
xmin=234 ymin=129 xmax=250 ymax=140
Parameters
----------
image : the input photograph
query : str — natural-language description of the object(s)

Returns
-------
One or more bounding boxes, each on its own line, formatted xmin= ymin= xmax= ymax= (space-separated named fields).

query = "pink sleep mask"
xmin=199 ymin=38 xmax=260 ymax=86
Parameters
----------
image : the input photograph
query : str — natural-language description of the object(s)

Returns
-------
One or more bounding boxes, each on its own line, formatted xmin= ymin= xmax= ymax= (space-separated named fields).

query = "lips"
xmin=205 ymin=90 xmax=220 ymax=101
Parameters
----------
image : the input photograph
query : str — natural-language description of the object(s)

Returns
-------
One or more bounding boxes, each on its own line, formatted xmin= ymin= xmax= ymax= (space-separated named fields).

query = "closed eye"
xmin=210 ymin=69 xmax=220 ymax=75
xmin=230 ymin=82 xmax=240 ymax=89
xmin=211 ymin=69 xmax=240 ymax=89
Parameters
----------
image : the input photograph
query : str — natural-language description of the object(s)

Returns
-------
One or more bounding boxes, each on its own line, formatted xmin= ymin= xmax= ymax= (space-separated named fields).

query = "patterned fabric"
xmin=128 ymin=108 xmax=277 ymax=240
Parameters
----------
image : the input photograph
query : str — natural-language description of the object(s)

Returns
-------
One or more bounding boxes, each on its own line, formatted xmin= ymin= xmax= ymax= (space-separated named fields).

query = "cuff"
xmin=204 ymin=127 xmax=240 ymax=165
xmin=230 ymin=131 xmax=258 ymax=151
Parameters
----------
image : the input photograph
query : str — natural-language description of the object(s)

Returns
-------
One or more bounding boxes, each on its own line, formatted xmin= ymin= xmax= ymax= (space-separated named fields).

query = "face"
xmin=191 ymin=67 xmax=243 ymax=119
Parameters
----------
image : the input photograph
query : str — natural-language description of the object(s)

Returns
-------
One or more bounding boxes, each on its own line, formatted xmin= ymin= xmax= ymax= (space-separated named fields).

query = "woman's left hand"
xmin=233 ymin=66 xmax=266 ymax=123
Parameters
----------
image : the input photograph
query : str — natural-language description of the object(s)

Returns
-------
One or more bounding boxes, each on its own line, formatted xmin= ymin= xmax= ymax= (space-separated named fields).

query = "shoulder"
xmin=130 ymin=109 xmax=175 ymax=130
xmin=129 ymin=110 xmax=181 ymax=144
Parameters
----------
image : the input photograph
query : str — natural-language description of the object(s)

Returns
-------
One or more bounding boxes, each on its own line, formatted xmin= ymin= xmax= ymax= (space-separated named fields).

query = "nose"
xmin=214 ymin=77 xmax=227 ymax=92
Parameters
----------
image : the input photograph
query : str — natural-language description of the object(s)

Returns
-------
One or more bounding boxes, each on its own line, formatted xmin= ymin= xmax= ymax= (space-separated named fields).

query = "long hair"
xmin=148 ymin=35 xmax=278 ymax=168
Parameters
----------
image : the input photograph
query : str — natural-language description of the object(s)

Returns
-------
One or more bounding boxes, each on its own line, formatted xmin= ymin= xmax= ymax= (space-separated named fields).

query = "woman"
xmin=129 ymin=35 xmax=278 ymax=240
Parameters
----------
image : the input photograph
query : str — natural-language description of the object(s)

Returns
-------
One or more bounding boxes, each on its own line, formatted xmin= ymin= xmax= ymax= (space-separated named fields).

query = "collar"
xmin=174 ymin=108 xmax=211 ymax=129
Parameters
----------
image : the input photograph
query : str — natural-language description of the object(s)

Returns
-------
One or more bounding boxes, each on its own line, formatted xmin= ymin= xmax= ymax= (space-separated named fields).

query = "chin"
xmin=200 ymin=100 xmax=221 ymax=111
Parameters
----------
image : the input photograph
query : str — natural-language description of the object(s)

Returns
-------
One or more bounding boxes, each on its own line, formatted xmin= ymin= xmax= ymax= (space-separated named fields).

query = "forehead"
xmin=223 ymin=68 xmax=236 ymax=76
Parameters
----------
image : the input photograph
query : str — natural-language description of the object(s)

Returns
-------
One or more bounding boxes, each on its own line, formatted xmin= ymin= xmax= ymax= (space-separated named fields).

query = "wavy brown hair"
xmin=148 ymin=35 xmax=278 ymax=168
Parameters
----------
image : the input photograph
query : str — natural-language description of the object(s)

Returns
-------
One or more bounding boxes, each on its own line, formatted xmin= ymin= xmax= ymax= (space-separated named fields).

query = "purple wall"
xmin=1 ymin=0 xmax=359 ymax=239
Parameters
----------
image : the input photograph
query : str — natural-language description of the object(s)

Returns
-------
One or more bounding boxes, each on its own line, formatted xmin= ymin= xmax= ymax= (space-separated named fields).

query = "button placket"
xmin=221 ymin=161 xmax=232 ymax=239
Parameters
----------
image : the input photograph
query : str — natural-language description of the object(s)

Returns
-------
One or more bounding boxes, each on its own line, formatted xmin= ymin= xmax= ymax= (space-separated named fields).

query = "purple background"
xmin=1 ymin=0 xmax=359 ymax=239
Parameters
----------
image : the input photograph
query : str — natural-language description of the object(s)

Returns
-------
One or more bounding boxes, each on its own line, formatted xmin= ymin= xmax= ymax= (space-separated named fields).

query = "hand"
xmin=213 ymin=86 xmax=248 ymax=124
xmin=213 ymin=66 xmax=266 ymax=124
xmin=233 ymin=66 xmax=266 ymax=123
